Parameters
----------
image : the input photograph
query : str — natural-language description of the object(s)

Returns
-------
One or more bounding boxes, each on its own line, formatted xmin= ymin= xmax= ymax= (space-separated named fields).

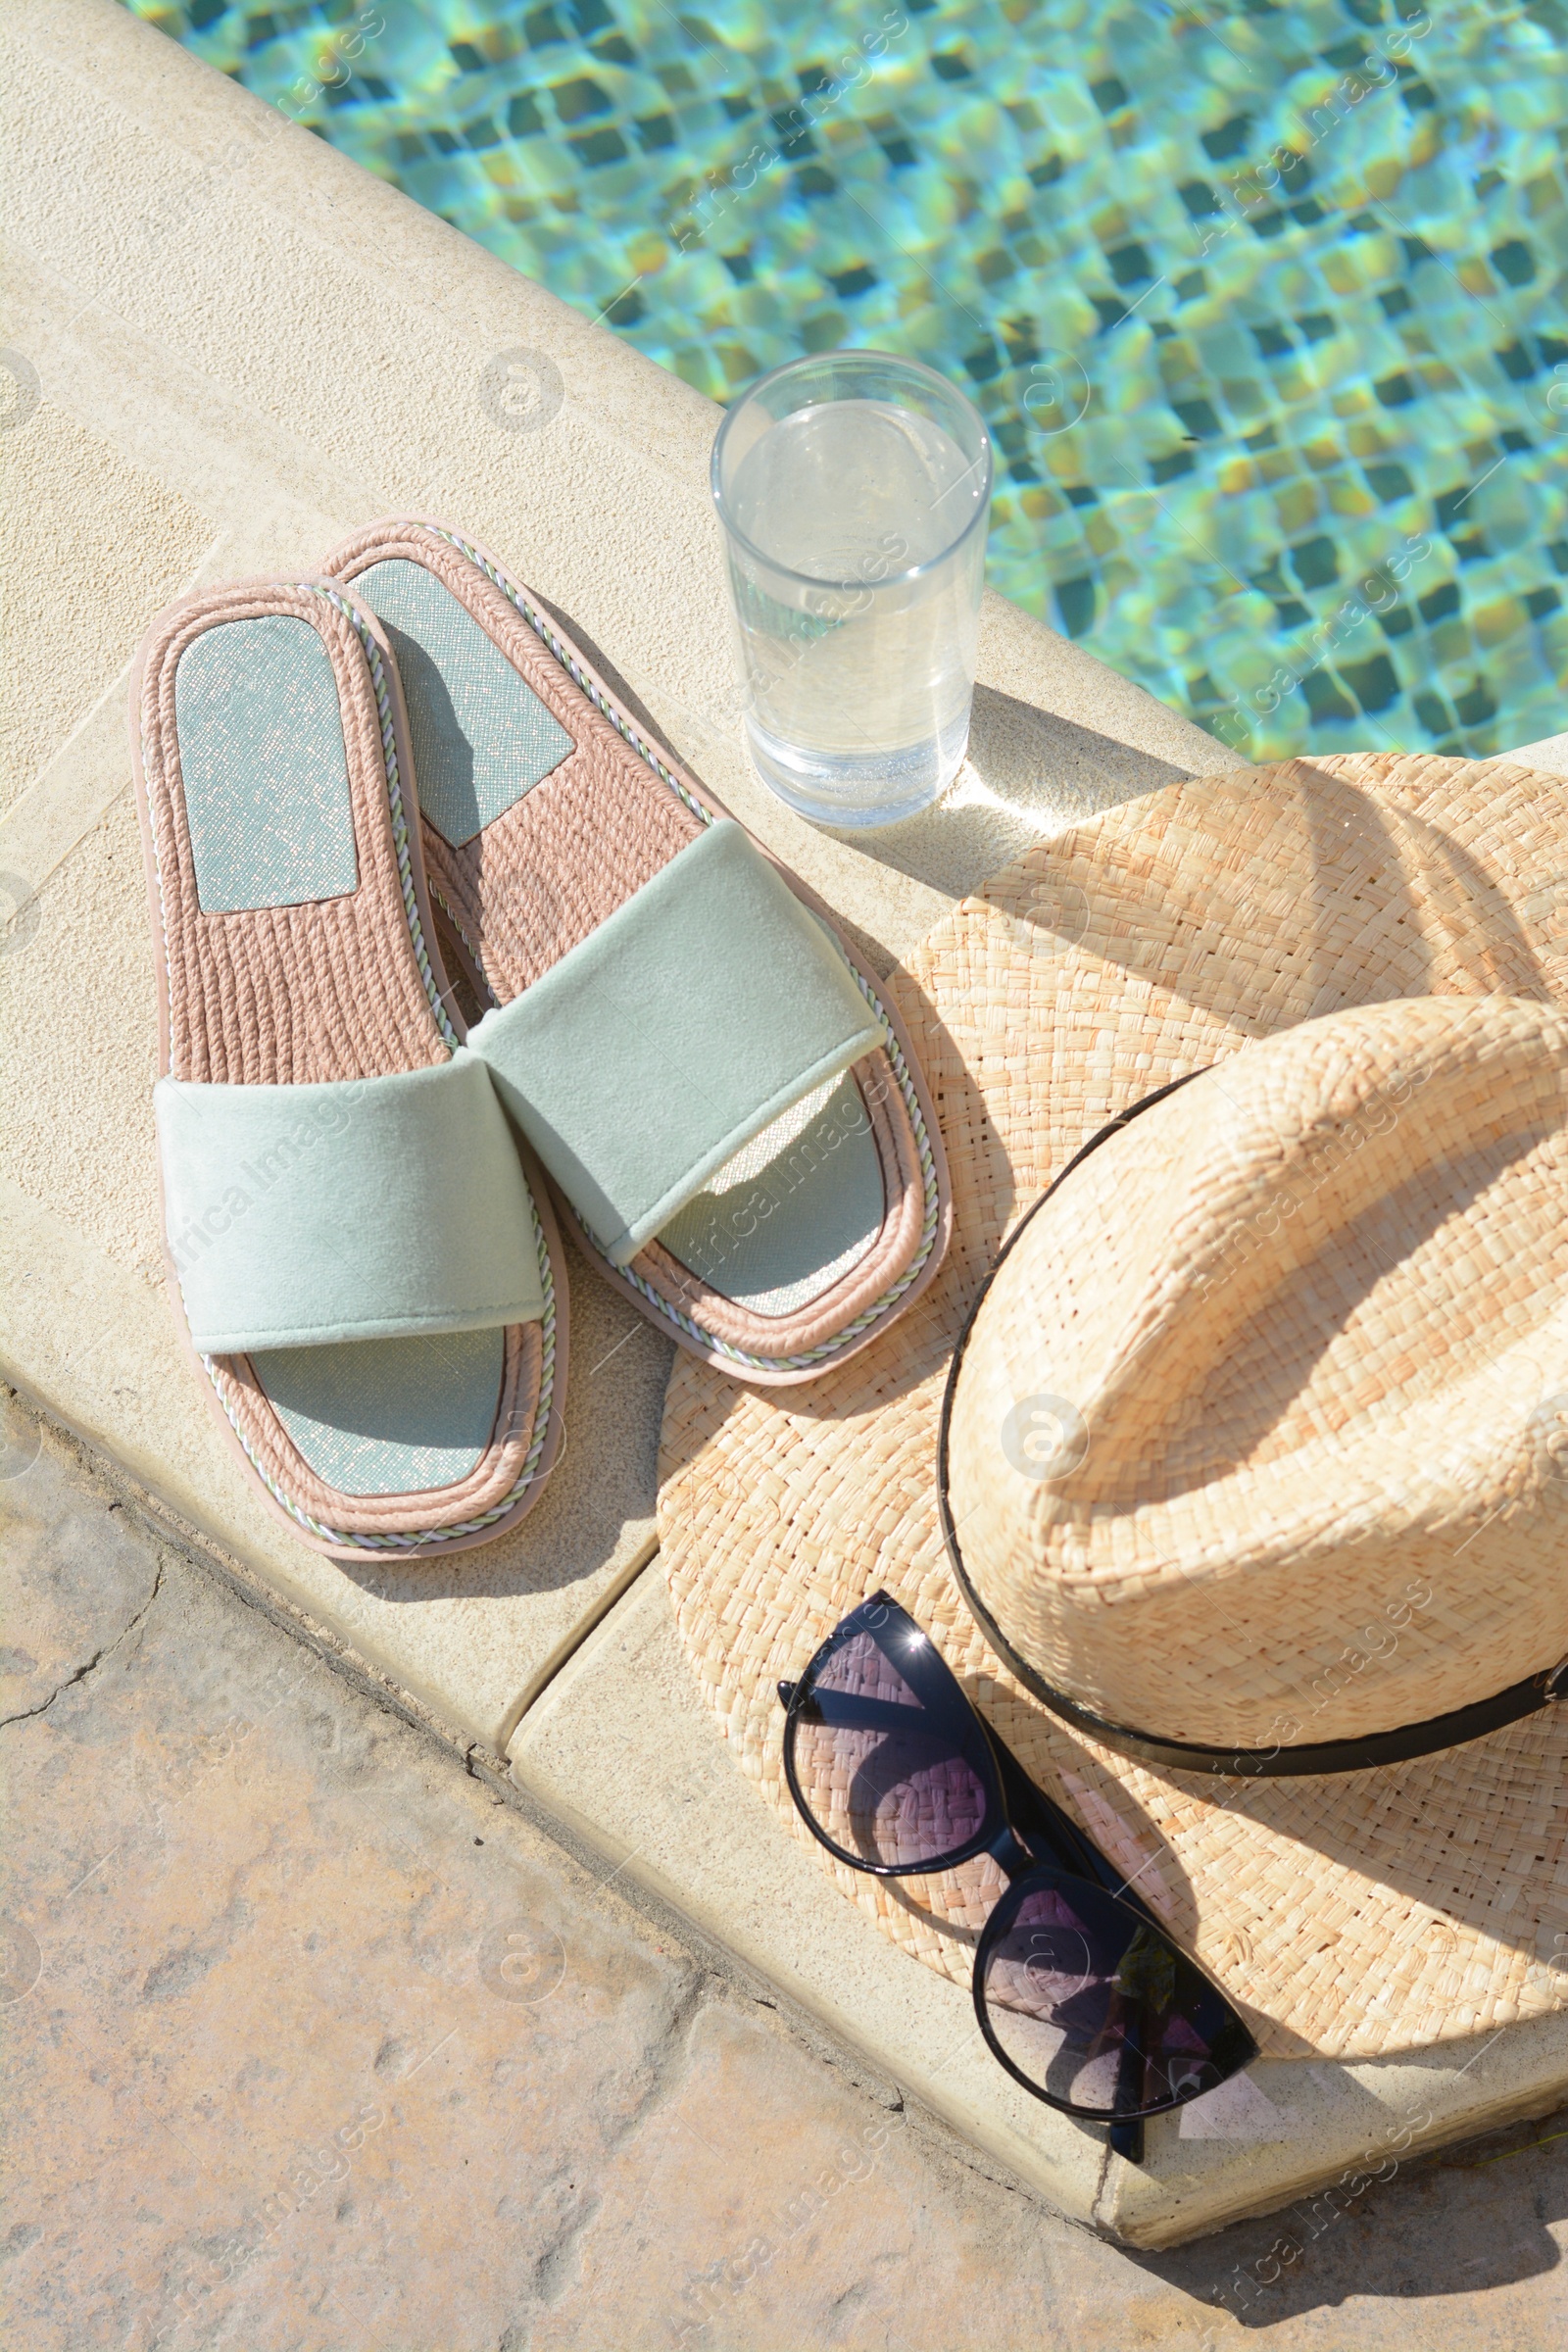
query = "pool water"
xmin=127 ymin=1 xmax=1568 ymax=765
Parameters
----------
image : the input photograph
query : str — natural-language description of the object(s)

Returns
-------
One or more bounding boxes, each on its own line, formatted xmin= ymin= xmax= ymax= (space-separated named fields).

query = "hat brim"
xmin=659 ymin=754 xmax=1568 ymax=2060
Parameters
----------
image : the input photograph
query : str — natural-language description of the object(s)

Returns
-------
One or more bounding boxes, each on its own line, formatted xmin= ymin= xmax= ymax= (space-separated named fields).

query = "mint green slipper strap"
xmin=156 ymin=1049 xmax=545 ymax=1353
xmin=468 ymin=820 xmax=885 ymax=1267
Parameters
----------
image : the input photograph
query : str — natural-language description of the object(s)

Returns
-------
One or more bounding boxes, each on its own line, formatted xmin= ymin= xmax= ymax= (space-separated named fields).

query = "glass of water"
xmin=711 ymin=351 xmax=993 ymax=829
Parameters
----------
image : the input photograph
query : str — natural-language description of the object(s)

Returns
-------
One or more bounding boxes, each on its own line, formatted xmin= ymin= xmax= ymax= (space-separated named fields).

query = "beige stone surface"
xmin=1513 ymin=731 xmax=1568 ymax=779
xmin=510 ymin=1568 xmax=1568 ymax=2250
xmin=6 ymin=1398 xmax=1566 ymax=2349
xmin=0 ymin=398 xmax=215 ymax=810
xmin=1 ymin=798 xmax=157 ymax=1271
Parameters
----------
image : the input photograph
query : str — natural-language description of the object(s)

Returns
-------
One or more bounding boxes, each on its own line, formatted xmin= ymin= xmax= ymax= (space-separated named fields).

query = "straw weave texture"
xmin=950 ymin=993 xmax=1568 ymax=1745
xmin=660 ymin=754 xmax=1568 ymax=2058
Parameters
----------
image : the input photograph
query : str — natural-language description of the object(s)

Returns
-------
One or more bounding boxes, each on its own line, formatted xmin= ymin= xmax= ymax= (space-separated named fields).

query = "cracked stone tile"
xmin=474 ymin=1990 xmax=1568 ymax=2352
xmin=0 ymin=1414 xmax=708 ymax=2351
xmin=3 ymin=1399 xmax=1566 ymax=2352
xmin=521 ymin=1998 xmax=1057 ymax=2350
xmin=0 ymin=1388 xmax=163 ymax=1729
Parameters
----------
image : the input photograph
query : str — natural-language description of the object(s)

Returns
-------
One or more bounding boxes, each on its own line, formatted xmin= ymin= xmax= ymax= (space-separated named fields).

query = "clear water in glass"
xmin=714 ymin=355 xmax=991 ymax=829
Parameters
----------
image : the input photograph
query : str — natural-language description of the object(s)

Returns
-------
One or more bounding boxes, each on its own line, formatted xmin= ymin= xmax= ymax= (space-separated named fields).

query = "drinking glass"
xmin=711 ymin=351 xmax=993 ymax=829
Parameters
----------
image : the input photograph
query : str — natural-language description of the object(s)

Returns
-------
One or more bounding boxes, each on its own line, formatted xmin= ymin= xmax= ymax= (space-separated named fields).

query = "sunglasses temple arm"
xmin=1108 ymin=1992 xmax=1152 ymax=2167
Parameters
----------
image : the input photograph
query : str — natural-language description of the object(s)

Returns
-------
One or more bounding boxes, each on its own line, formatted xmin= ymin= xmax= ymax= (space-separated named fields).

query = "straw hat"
xmin=660 ymin=753 xmax=1568 ymax=2060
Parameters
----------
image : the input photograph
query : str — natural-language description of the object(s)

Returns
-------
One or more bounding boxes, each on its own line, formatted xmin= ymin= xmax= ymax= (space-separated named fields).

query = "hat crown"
xmin=949 ymin=994 xmax=1568 ymax=1749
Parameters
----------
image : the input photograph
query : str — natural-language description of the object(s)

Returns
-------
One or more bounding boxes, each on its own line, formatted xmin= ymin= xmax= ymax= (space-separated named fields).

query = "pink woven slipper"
xmin=319 ymin=517 xmax=952 ymax=1386
xmin=130 ymin=574 xmax=566 ymax=1559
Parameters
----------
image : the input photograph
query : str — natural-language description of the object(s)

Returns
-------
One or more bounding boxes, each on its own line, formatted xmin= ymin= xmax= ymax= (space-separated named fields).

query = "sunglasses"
xmin=777 ymin=1592 xmax=1257 ymax=2166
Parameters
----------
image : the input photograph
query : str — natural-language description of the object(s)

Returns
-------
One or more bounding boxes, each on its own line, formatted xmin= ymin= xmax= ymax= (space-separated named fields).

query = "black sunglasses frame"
xmin=778 ymin=1592 xmax=1257 ymax=2161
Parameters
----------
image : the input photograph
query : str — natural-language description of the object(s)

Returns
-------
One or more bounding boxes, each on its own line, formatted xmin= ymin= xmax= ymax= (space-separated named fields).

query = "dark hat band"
xmin=936 ymin=1074 xmax=1568 ymax=1779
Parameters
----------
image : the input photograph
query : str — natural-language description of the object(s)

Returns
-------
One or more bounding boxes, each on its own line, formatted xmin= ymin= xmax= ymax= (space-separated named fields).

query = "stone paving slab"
xmin=1512 ymin=731 xmax=1568 ymax=777
xmin=509 ymin=1566 xmax=1568 ymax=2252
xmin=4 ymin=1392 xmax=1566 ymax=2351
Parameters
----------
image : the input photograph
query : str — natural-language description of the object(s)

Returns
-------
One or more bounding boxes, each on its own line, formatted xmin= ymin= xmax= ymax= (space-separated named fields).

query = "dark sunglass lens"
xmin=978 ymin=1877 xmax=1248 ymax=2118
xmin=789 ymin=1629 xmax=992 ymax=1871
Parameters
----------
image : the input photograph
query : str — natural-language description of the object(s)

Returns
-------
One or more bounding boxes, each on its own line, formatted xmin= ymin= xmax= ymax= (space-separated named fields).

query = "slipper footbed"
xmin=135 ymin=578 xmax=552 ymax=1544
xmin=321 ymin=521 xmax=937 ymax=1371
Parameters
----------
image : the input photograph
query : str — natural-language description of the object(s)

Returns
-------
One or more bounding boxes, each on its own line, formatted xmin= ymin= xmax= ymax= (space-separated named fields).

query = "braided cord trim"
xmin=429 ymin=881 xmax=490 ymax=994
xmin=430 ymin=527 xmax=945 ymax=1372
xmin=148 ymin=583 xmax=558 ymax=1553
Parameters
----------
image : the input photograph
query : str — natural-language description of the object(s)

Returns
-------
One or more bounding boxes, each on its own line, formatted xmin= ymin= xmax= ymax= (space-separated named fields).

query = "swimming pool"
xmin=127 ymin=1 xmax=1568 ymax=765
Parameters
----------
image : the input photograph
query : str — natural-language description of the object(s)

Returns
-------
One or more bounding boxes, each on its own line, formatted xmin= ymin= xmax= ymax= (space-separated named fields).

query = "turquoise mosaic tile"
xmin=126 ymin=1 xmax=1568 ymax=763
